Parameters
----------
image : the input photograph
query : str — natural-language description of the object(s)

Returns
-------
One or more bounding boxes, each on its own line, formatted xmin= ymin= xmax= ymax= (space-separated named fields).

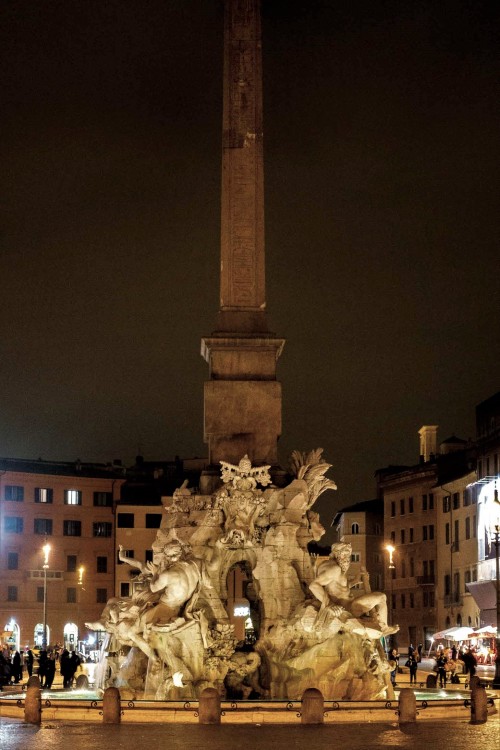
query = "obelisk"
xmin=201 ymin=0 xmax=285 ymax=483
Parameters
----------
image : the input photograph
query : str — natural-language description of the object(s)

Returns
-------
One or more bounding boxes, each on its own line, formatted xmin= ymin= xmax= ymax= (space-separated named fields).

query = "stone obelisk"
xmin=201 ymin=0 xmax=285 ymax=484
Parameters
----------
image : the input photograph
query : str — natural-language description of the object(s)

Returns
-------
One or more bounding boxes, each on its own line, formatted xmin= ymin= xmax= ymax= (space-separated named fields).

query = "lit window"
xmin=65 ymin=490 xmax=82 ymax=505
xmin=35 ymin=488 xmax=53 ymax=504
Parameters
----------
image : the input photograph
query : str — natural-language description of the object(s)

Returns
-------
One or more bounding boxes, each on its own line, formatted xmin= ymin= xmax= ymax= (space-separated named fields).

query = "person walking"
xmin=38 ymin=649 xmax=48 ymax=689
xmin=12 ymin=651 xmax=22 ymax=684
xmin=389 ymin=647 xmax=400 ymax=686
xmin=417 ymin=643 xmax=423 ymax=661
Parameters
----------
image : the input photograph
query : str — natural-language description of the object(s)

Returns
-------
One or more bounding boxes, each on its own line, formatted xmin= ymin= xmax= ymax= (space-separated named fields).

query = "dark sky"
xmin=1 ymin=0 xmax=499 ymax=524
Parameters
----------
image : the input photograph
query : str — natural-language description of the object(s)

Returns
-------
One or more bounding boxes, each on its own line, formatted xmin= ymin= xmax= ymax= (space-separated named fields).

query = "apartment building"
xmin=0 ymin=458 xmax=125 ymax=652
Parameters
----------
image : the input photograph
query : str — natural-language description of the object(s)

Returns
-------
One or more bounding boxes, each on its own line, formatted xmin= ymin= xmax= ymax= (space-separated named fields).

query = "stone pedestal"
xmin=102 ymin=687 xmax=121 ymax=724
xmin=24 ymin=684 xmax=42 ymax=724
xmin=301 ymin=688 xmax=324 ymax=724
xmin=470 ymin=684 xmax=488 ymax=724
xmin=398 ymin=688 xmax=417 ymax=724
xmin=198 ymin=687 xmax=221 ymax=724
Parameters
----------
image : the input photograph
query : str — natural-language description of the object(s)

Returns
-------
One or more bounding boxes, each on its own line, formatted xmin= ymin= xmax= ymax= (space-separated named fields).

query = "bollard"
xmin=469 ymin=675 xmax=481 ymax=691
xmin=398 ymin=688 xmax=417 ymax=724
xmin=470 ymin=683 xmax=488 ymax=725
xmin=24 ymin=684 xmax=42 ymax=724
xmin=425 ymin=674 xmax=437 ymax=689
xmin=198 ymin=687 xmax=221 ymax=724
xmin=102 ymin=686 xmax=121 ymax=724
xmin=301 ymin=688 xmax=324 ymax=724
xmin=26 ymin=675 xmax=41 ymax=689
xmin=75 ymin=674 xmax=89 ymax=690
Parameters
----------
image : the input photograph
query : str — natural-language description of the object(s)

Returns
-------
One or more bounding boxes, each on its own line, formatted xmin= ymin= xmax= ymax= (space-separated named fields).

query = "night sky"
xmin=2 ymin=1 xmax=499 ymax=525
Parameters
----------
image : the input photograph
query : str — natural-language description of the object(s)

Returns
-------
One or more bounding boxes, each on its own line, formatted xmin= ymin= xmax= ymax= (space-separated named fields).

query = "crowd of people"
xmin=0 ymin=645 xmax=82 ymax=690
xmin=387 ymin=641 xmax=481 ymax=689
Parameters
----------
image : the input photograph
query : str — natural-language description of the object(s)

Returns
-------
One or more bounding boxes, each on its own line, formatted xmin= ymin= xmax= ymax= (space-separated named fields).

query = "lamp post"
xmin=491 ymin=490 xmax=500 ymax=689
xmin=77 ymin=566 xmax=85 ymax=652
xmin=42 ymin=542 xmax=51 ymax=649
xmin=385 ymin=544 xmax=396 ymax=648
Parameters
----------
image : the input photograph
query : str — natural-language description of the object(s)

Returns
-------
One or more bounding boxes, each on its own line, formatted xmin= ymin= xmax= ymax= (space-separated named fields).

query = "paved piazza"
xmin=1 ymin=718 xmax=499 ymax=750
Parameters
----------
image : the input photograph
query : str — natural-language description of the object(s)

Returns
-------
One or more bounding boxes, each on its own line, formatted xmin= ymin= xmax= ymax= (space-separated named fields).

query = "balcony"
xmin=444 ymin=594 xmax=463 ymax=607
xmin=26 ymin=570 xmax=64 ymax=580
xmin=416 ymin=575 xmax=435 ymax=586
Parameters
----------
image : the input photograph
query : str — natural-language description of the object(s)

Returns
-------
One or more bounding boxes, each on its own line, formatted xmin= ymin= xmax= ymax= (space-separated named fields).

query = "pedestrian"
xmin=38 ymin=649 xmax=48 ymax=688
xmin=11 ymin=651 xmax=22 ymax=683
xmin=60 ymin=649 xmax=72 ymax=688
xmin=451 ymin=644 xmax=457 ymax=661
xmin=67 ymin=651 xmax=81 ymax=688
xmin=388 ymin=647 xmax=400 ymax=686
xmin=44 ymin=652 xmax=56 ymax=689
xmin=406 ymin=652 xmax=418 ymax=685
xmin=435 ymin=652 xmax=448 ymax=688
xmin=417 ymin=643 xmax=423 ymax=662
xmin=464 ymin=648 xmax=477 ymax=678
xmin=26 ymin=649 xmax=34 ymax=677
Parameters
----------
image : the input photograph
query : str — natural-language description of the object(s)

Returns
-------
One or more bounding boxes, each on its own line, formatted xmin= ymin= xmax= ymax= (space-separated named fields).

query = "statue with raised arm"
xmin=145 ymin=540 xmax=202 ymax=628
xmin=309 ymin=542 xmax=398 ymax=638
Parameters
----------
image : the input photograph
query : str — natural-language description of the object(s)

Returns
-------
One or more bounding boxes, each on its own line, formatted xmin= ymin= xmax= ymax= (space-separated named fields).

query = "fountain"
xmin=85 ymin=451 xmax=398 ymax=702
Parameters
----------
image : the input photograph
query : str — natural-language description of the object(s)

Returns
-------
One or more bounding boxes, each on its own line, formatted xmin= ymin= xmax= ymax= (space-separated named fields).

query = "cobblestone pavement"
xmin=0 ymin=718 xmax=499 ymax=750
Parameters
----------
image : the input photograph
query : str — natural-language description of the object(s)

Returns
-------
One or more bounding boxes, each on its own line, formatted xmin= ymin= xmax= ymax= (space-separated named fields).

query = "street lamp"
xmin=42 ymin=542 xmax=51 ymax=649
xmin=490 ymin=490 xmax=500 ymax=689
xmin=385 ymin=544 xmax=396 ymax=647
xmin=77 ymin=566 xmax=85 ymax=651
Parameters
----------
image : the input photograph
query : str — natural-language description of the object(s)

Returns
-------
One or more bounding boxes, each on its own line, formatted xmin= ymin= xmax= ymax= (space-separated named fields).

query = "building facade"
xmin=0 ymin=458 xmax=124 ymax=653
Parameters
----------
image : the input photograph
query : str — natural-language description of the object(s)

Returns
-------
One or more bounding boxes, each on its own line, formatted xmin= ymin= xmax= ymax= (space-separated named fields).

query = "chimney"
xmin=418 ymin=425 xmax=438 ymax=462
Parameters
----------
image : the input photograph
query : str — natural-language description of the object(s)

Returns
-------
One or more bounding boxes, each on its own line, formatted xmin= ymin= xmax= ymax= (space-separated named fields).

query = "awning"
xmin=466 ymin=580 xmax=497 ymax=610
xmin=432 ymin=626 xmax=473 ymax=641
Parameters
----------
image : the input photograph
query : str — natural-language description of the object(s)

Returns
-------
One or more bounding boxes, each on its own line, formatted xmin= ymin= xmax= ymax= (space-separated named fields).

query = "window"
xmin=145 ymin=550 xmax=153 ymax=563
xmin=351 ymin=523 xmax=359 ymax=535
xmin=64 ymin=490 xmax=82 ymax=505
xmin=35 ymin=488 xmax=53 ymax=504
xmin=444 ymin=574 xmax=451 ymax=596
xmin=351 ymin=552 xmax=360 ymax=562
xmin=120 ymin=582 xmax=130 ymax=597
xmin=67 ymin=555 xmax=77 ymax=572
xmin=445 ymin=523 xmax=450 ymax=545
xmin=391 ymin=594 xmax=396 ymax=611
xmin=401 ymin=560 xmax=406 ymax=578
xmin=429 ymin=524 xmax=434 ymax=540
xmin=117 ymin=513 xmax=134 ymax=528
xmin=93 ymin=522 xmax=112 ymax=537
xmin=400 ymin=498 xmax=405 ymax=515
xmin=97 ymin=556 xmax=108 ymax=573
xmin=465 ymin=517 xmax=471 ymax=540
xmin=463 ymin=489 xmax=471 ymax=507
xmin=374 ymin=523 xmax=381 ymax=535
xmin=422 ymin=494 xmax=428 ymax=511
xmin=146 ymin=513 xmax=162 ymax=529
xmin=453 ymin=492 xmax=460 ymax=510
xmin=5 ymin=485 xmax=24 ymax=501
xmin=34 ymin=518 xmax=53 ymax=535
xmin=93 ymin=491 xmax=113 ymax=507
xmin=408 ymin=497 xmax=414 ymax=513
xmin=96 ymin=588 xmax=108 ymax=604
xmin=63 ymin=520 xmax=81 ymax=536
xmin=67 ymin=587 xmax=77 ymax=603
xmin=7 ymin=551 xmax=19 ymax=569
xmin=401 ymin=594 xmax=406 ymax=609
xmin=37 ymin=587 xmax=44 ymax=602
xmin=8 ymin=585 xmax=18 ymax=601
xmin=390 ymin=531 xmax=396 ymax=543
xmin=409 ymin=527 xmax=414 ymax=543
xmin=429 ymin=591 xmax=435 ymax=607
xmin=423 ymin=525 xmax=428 ymax=541
xmin=410 ymin=557 xmax=414 ymax=577
xmin=473 ymin=514 xmax=477 ymax=538
xmin=453 ymin=519 xmax=459 ymax=551
xmin=410 ymin=593 xmax=414 ymax=608
xmin=400 ymin=529 xmax=405 ymax=544
xmin=429 ymin=493 xmax=434 ymax=510
xmin=423 ymin=591 xmax=429 ymax=607
xmin=4 ymin=516 xmax=23 ymax=533
xmin=391 ymin=501 xmax=396 ymax=517
xmin=443 ymin=496 xmax=451 ymax=513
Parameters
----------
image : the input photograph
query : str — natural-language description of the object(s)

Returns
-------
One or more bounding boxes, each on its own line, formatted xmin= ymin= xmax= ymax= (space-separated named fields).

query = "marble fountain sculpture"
xmin=87 ymin=451 xmax=398 ymax=701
